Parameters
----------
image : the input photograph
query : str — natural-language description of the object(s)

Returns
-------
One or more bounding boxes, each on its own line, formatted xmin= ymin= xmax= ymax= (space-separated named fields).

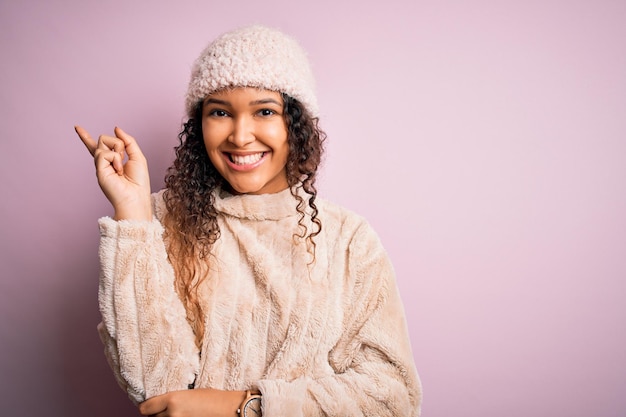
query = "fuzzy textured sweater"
xmin=97 ymin=187 xmax=422 ymax=416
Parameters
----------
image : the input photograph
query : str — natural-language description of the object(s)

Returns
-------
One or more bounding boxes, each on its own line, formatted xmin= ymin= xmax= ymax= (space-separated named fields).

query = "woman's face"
xmin=202 ymin=87 xmax=289 ymax=195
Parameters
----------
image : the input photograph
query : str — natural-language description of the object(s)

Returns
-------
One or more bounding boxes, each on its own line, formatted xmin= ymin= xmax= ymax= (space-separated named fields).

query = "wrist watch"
xmin=237 ymin=390 xmax=262 ymax=417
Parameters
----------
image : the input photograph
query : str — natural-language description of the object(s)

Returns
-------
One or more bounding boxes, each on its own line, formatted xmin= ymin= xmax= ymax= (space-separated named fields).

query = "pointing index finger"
xmin=74 ymin=125 xmax=97 ymax=156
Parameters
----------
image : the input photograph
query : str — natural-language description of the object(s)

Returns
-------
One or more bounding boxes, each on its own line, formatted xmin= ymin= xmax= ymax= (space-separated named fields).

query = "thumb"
xmin=138 ymin=394 xmax=168 ymax=415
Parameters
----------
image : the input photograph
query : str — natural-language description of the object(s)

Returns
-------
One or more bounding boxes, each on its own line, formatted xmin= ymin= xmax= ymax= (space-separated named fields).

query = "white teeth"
xmin=230 ymin=152 xmax=264 ymax=165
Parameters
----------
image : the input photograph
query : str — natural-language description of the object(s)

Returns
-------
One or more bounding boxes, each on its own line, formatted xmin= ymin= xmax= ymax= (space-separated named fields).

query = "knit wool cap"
xmin=185 ymin=25 xmax=318 ymax=118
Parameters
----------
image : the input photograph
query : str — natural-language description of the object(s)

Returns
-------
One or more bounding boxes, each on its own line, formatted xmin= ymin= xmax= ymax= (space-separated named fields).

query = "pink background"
xmin=1 ymin=1 xmax=625 ymax=416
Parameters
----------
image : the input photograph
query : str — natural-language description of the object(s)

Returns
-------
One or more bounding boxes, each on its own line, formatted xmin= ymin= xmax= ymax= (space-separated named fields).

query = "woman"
xmin=76 ymin=25 xmax=422 ymax=417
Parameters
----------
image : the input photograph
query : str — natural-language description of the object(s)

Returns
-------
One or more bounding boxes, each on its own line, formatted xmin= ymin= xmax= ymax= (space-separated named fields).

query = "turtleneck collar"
xmin=213 ymin=187 xmax=302 ymax=221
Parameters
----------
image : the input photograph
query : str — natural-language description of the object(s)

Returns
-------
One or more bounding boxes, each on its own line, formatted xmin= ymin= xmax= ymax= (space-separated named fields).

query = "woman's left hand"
xmin=138 ymin=388 xmax=246 ymax=417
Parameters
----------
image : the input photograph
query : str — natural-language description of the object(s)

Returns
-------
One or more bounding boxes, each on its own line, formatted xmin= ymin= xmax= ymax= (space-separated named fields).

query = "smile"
xmin=224 ymin=152 xmax=268 ymax=171
xmin=229 ymin=152 xmax=265 ymax=165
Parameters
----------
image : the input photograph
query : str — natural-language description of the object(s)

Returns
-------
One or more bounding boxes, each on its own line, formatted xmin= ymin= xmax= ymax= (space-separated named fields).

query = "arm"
xmin=257 ymin=221 xmax=422 ymax=417
xmin=97 ymin=216 xmax=200 ymax=403
xmin=74 ymin=126 xmax=200 ymax=402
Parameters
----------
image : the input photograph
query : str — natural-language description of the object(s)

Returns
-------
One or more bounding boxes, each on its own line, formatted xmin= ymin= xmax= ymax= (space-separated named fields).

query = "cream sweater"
xmin=97 ymin=188 xmax=422 ymax=416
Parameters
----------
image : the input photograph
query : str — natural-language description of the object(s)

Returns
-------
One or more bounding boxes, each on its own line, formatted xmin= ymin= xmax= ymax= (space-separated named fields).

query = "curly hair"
xmin=162 ymin=93 xmax=326 ymax=349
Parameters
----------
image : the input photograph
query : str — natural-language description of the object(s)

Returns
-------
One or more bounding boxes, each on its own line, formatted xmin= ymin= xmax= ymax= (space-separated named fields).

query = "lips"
xmin=223 ymin=151 xmax=269 ymax=171
xmin=229 ymin=152 xmax=265 ymax=165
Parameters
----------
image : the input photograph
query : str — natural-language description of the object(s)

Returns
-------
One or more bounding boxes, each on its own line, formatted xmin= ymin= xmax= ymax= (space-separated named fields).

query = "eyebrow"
xmin=250 ymin=98 xmax=283 ymax=106
xmin=203 ymin=98 xmax=283 ymax=107
xmin=204 ymin=98 xmax=229 ymax=106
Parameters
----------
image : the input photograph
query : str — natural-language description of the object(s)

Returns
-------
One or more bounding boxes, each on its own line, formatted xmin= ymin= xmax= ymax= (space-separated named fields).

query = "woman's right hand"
xmin=75 ymin=126 xmax=153 ymax=221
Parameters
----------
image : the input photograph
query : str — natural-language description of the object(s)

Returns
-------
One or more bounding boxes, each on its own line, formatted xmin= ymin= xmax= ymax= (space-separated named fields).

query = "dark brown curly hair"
xmin=162 ymin=93 xmax=326 ymax=349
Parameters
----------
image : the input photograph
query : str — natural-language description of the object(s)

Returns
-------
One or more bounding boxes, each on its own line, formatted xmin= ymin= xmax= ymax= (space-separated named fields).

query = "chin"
xmin=228 ymin=183 xmax=264 ymax=195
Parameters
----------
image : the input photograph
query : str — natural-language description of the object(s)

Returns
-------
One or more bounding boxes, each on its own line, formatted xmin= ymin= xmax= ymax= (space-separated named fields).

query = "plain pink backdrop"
xmin=1 ymin=1 xmax=625 ymax=416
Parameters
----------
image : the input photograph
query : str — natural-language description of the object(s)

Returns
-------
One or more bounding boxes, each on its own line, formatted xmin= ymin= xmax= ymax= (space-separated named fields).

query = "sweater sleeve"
xmin=257 ymin=221 xmax=422 ymax=417
xmin=97 ymin=216 xmax=200 ymax=404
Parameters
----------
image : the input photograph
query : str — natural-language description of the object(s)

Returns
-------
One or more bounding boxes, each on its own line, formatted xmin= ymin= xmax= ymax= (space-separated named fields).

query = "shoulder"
xmin=316 ymin=196 xmax=381 ymax=247
xmin=318 ymin=198 xmax=396 ymax=304
xmin=316 ymin=195 xmax=364 ymax=227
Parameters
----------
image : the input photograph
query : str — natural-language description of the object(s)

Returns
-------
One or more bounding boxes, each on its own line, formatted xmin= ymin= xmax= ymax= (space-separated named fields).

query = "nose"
xmin=228 ymin=115 xmax=255 ymax=147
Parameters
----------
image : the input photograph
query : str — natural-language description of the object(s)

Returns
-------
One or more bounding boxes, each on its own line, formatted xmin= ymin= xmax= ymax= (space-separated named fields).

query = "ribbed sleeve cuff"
xmin=98 ymin=216 xmax=164 ymax=240
xmin=257 ymin=378 xmax=307 ymax=417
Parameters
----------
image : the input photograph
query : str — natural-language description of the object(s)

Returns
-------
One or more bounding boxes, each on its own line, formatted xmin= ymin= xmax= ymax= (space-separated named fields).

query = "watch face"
xmin=243 ymin=396 xmax=262 ymax=417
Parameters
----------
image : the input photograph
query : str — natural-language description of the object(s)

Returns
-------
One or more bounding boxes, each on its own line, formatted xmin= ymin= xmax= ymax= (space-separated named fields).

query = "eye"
xmin=208 ymin=109 xmax=229 ymax=117
xmin=257 ymin=108 xmax=277 ymax=117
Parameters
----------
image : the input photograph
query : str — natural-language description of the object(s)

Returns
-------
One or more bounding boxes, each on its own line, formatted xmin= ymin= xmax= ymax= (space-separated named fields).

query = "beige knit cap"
xmin=185 ymin=25 xmax=318 ymax=118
